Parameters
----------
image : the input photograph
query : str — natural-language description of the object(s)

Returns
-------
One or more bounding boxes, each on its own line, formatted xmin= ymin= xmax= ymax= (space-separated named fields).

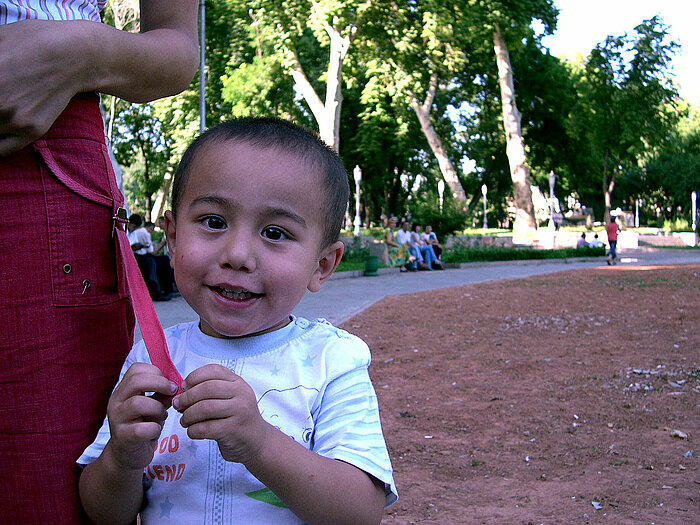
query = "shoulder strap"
xmin=114 ymin=215 xmax=183 ymax=394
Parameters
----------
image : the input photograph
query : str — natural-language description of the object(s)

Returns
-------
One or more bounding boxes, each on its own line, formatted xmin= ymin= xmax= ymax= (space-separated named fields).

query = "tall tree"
xmin=360 ymin=1 xmax=471 ymax=204
xmin=462 ymin=0 xmax=559 ymax=240
xmin=103 ymin=0 xmax=140 ymax=143
xmin=570 ymin=16 xmax=680 ymax=222
xmin=252 ymin=0 xmax=372 ymax=151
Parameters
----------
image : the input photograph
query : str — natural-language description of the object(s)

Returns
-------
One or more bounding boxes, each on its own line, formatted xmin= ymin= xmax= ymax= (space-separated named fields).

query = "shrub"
xmin=442 ymin=246 xmax=606 ymax=263
xmin=341 ymin=237 xmax=369 ymax=262
xmin=410 ymin=198 xmax=468 ymax=239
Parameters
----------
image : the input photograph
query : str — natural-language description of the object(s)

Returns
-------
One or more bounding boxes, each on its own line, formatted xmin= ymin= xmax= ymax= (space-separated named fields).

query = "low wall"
xmin=639 ymin=232 xmax=698 ymax=247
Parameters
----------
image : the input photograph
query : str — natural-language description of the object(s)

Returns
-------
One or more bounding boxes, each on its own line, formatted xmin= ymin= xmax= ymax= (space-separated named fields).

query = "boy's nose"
xmin=220 ymin=230 xmax=256 ymax=272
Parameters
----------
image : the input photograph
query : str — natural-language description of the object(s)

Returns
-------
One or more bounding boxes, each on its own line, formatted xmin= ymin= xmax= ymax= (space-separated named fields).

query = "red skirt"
xmin=0 ymin=93 xmax=135 ymax=523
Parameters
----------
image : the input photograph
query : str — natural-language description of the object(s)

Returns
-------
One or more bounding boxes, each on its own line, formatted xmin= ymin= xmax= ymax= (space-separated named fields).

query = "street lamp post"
xmin=692 ymin=191 xmax=697 ymax=231
xmin=199 ymin=0 xmax=206 ymax=133
xmin=438 ymin=179 xmax=445 ymax=213
xmin=548 ymin=170 xmax=556 ymax=230
xmin=481 ymin=184 xmax=488 ymax=229
xmin=353 ymin=165 xmax=362 ymax=237
xmin=635 ymin=199 xmax=641 ymax=228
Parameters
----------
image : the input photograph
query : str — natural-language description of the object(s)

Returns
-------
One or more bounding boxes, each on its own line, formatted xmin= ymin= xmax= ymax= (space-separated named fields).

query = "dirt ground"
xmin=341 ymin=264 xmax=700 ymax=524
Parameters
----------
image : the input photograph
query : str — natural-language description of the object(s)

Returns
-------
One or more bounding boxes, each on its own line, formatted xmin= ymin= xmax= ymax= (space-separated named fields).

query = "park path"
xmin=145 ymin=248 xmax=700 ymax=336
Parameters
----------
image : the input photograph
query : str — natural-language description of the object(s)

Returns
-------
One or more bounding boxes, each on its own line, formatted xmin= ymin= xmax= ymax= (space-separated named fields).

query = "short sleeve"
xmin=311 ymin=360 xmax=398 ymax=507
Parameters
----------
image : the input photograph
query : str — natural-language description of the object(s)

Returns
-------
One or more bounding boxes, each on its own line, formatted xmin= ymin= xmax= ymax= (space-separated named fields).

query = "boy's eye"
xmin=203 ymin=216 xmax=226 ymax=230
xmin=261 ymin=226 xmax=288 ymax=241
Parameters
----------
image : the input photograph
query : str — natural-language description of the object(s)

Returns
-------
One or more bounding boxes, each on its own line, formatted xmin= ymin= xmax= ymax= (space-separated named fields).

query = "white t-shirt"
xmin=395 ymin=229 xmax=412 ymax=246
xmin=127 ymin=226 xmax=153 ymax=255
xmin=79 ymin=318 xmax=398 ymax=524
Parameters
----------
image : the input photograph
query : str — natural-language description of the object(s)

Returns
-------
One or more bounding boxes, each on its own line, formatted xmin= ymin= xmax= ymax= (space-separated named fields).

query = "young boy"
xmin=78 ymin=118 xmax=397 ymax=524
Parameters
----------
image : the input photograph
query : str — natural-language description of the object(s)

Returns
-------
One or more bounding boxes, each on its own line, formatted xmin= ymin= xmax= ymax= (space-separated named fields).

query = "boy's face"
xmin=165 ymin=141 xmax=343 ymax=339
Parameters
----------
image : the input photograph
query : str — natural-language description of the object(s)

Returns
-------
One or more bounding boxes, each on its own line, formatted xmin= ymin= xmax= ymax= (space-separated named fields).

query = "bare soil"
xmin=342 ymin=264 xmax=700 ymax=524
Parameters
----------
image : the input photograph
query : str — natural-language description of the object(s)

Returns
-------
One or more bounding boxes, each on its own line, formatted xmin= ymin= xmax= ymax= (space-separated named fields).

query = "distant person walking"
xmin=606 ymin=216 xmax=621 ymax=265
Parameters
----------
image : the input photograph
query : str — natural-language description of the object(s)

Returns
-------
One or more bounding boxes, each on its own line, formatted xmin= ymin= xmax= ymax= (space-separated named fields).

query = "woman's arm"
xmin=0 ymin=0 xmax=198 ymax=155
xmin=385 ymin=230 xmax=398 ymax=247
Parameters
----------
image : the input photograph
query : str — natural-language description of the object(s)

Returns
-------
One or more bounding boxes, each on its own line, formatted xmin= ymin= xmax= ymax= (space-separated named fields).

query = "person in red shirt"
xmin=606 ymin=215 xmax=621 ymax=265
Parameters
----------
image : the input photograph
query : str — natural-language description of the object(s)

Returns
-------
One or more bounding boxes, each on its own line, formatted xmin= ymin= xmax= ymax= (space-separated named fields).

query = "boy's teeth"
xmin=220 ymin=288 xmax=253 ymax=300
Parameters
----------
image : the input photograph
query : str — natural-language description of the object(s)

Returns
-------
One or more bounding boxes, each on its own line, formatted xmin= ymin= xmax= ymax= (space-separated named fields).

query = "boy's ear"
xmin=164 ymin=210 xmax=177 ymax=264
xmin=307 ymin=241 xmax=344 ymax=293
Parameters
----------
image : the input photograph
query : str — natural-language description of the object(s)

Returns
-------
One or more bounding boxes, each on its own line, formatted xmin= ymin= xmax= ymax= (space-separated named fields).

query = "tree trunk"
xmin=602 ymin=151 xmax=617 ymax=224
xmin=493 ymin=24 xmax=537 ymax=241
xmin=288 ymin=24 xmax=353 ymax=152
xmin=408 ymin=73 xmax=467 ymax=204
xmin=151 ymin=169 xmax=173 ymax=223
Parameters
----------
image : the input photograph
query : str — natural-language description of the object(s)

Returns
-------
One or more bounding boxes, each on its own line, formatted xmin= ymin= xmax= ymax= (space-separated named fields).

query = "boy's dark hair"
xmin=128 ymin=213 xmax=143 ymax=227
xmin=171 ymin=117 xmax=350 ymax=248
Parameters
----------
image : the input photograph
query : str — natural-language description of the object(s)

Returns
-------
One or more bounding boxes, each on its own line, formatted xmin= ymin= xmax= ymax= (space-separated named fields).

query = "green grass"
xmin=336 ymin=260 xmax=367 ymax=273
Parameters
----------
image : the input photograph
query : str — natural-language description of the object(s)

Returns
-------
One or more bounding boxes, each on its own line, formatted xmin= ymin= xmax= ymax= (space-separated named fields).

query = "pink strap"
xmin=115 ymin=219 xmax=183 ymax=393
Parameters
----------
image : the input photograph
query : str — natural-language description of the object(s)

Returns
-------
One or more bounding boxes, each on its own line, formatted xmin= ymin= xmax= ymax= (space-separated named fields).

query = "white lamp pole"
xmin=438 ymin=179 xmax=445 ymax=213
xmin=199 ymin=0 xmax=206 ymax=133
xmin=481 ymin=184 xmax=488 ymax=229
xmin=692 ymin=191 xmax=697 ymax=231
xmin=353 ymin=165 xmax=362 ymax=237
xmin=635 ymin=199 xmax=640 ymax=228
xmin=548 ymin=170 xmax=556 ymax=229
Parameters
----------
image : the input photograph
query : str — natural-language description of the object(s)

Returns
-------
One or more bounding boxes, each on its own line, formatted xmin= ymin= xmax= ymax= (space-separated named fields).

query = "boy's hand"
xmin=105 ymin=363 xmax=177 ymax=472
xmin=173 ymin=364 xmax=269 ymax=464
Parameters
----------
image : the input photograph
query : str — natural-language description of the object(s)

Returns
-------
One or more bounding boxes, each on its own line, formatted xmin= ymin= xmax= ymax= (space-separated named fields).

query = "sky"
xmin=539 ymin=0 xmax=699 ymax=103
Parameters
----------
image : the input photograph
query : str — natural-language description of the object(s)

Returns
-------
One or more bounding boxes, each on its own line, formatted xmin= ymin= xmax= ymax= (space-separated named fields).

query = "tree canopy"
xmin=105 ymin=1 xmax=696 ymax=235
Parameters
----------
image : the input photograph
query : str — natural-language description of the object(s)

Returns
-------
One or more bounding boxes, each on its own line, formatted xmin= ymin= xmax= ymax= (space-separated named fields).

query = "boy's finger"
xmin=120 ymin=394 xmax=170 ymax=423
xmin=114 ymin=369 xmax=178 ymax=401
xmin=181 ymin=364 xmax=237 ymax=390
xmin=173 ymin=378 xmax=239 ymax=412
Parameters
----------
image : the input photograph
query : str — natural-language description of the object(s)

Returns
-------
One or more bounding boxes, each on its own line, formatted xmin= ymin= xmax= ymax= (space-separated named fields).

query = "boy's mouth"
xmin=212 ymin=286 xmax=263 ymax=301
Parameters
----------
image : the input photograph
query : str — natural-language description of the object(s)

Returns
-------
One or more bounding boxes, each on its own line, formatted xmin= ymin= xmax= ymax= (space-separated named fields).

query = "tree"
xmin=103 ymin=0 xmax=140 ymax=142
xmin=251 ymin=0 xmax=372 ymax=151
xmin=466 ymin=0 xmax=559 ymax=240
xmin=643 ymin=102 xmax=700 ymax=225
xmin=569 ymin=16 xmax=680 ymax=223
xmin=113 ymin=104 xmax=169 ymax=219
xmin=360 ymin=1 xmax=471 ymax=204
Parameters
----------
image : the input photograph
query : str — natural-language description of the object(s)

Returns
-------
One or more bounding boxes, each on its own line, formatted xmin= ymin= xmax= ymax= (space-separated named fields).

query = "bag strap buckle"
xmin=112 ymin=207 xmax=128 ymax=238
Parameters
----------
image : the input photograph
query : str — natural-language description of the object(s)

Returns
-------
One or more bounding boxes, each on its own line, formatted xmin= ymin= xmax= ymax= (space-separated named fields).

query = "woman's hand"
xmin=0 ymin=20 xmax=91 ymax=155
xmin=0 ymin=1 xmax=198 ymax=156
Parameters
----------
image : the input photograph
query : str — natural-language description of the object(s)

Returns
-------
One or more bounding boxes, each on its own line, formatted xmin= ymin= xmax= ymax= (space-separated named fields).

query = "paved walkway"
xmin=143 ymin=248 xmax=700 ymax=337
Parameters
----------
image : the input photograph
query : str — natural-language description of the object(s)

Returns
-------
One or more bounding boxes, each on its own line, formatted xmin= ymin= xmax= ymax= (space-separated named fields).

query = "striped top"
xmin=0 ymin=0 xmax=105 ymax=24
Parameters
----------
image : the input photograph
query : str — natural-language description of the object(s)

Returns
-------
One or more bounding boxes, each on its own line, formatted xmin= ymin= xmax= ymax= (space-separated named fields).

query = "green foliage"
xmin=662 ymin=218 xmax=691 ymax=232
xmin=442 ymin=246 xmax=606 ymax=263
xmin=221 ymin=55 xmax=296 ymax=117
xmin=408 ymin=191 xmax=468 ymax=239
xmin=341 ymin=238 xmax=370 ymax=262
xmin=566 ymin=16 xmax=680 ymax=219
xmin=102 ymin=0 xmax=694 ymax=233
xmin=643 ymin=102 xmax=700 ymax=224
